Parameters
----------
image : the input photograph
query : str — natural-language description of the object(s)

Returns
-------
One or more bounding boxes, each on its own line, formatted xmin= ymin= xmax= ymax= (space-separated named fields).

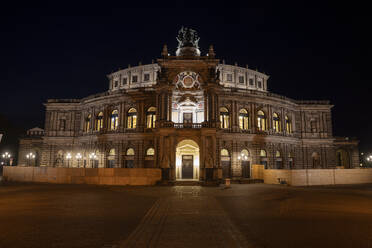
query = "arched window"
xmin=260 ymin=149 xmax=268 ymax=169
xmin=275 ymin=150 xmax=281 ymax=157
xmin=275 ymin=150 xmax=282 ymax=169
xmin=110 ymin=110 xmax=119 ymax=130
xmin=126 ymin=148 xmax=135 ymax=156
xmin=257 ymin=110 xmax=267 ymax=131
xmin=220 ymin=107 xmax=229 ymax=129
xmin=146 ymin=148 xmax=155 ymax=156
xmin=260 ymin=149 xmax=267 ymax=157
xmin=95 ymin=112 xmax=104 ymax=131
xmin=109 ymin=148 xmax=115 ymax=156
xmin=125 ymin=148 xmax=135 ymax=168
xmin=127 ymin=108 xmax=137 ymax=129
xmin=84 ymin=114 xmax=91 ymax=132
xmin=221 ymin=149 xmax=229 ymax=157
xmin=239 ymin=149 xmax=249 ymax=160
xmin=107 ymin=148 xmax=115 ymax=168
xmin=239 ymin=109 xmax=249 ymax=130
xmin=288 ymin=151 xmax=294 ymax=169
xmin=285 ymin=115 xmax=292 ymax=133
xmin=273 ymin=113 xmax=281 ymax=132
xmin=146 ymin=107 xmax=156 ymax=128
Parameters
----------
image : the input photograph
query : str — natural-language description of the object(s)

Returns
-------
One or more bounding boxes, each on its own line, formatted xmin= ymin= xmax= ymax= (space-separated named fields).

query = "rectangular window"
xmin=114 ymin=80 xmax=118 ymax=87
xmin=249 ymin=78 xmax=254 ymax=85
xmin=123 ymin=77 xmax=127 ymax=85
xmin=132 ymin=75 xmax=138 ymax=83
xmin=239 ymin=76 xmax=244 ymax=84
xmin=257 ymin=81 xmax=262 ymax=88
xmin=144 ymin=73 xmax=150 ymax=81
xmin=226 ymin=74 xmax=232 ymax=82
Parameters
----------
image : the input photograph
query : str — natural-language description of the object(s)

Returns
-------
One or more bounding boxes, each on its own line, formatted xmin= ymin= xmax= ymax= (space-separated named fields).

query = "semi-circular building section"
xmin=18 ymin=59 xmax=359 ymax=182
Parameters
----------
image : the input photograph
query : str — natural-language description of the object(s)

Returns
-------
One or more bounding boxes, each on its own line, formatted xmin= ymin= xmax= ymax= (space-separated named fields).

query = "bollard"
xmin=225 ymin=178 xmax=231 ymax=188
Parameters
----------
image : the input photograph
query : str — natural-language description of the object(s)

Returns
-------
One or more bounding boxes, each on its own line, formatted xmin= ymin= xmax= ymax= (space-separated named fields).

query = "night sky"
xmin=0 ymin=3 xmax=371 ymax=154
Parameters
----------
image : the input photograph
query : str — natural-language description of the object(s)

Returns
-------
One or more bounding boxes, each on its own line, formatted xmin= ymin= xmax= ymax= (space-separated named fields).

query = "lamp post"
xmin=2 ymin=152 xmax=11 ymax=166
xmin=66 ymin=153 xmax=72 ymax=168
xmin=26 ymin=152 xmax=35 ymax=166
xmin=89 ymin=153 xmax=97 ymax=168
xmin=75 ymin=153 xmax=82 ymax=168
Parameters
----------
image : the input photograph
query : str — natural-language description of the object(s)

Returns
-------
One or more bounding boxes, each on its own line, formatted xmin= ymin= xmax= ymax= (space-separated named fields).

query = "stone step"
xmin=231 ymin=179 xmax=264 ymax=184
xmin=174 ymin=180 xmax=202 ymax=186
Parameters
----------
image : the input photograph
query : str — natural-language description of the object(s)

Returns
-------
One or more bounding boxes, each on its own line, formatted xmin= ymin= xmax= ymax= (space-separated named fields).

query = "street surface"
xmin=1 ymin=183 xmax=372 ymax=248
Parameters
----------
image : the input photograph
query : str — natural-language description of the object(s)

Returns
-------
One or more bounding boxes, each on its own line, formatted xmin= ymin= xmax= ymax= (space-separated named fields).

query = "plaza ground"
xmin=0 ymin=182 xmax=372 ymax=248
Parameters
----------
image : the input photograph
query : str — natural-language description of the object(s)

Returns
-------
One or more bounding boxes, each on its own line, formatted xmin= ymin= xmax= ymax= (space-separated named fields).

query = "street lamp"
xmin=66 ymin=153 xmax=72 ymax=168
xmin=26 ymin=152 xmax=35 ymax=166
xmin=2 ymin=152 xmax=11 ymax=166
xmin=75 ymin=153 xmax=82 ymax=168
xmin=89 ymin=153 xmax=97 ymax=168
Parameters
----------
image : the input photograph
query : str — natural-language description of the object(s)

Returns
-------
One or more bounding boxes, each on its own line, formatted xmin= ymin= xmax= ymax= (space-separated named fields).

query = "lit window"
xmin=260 ymin=149 xmax=268 ymax=169
xmin=239 ymin=109 xmax=249 ymax=130
xmin=257 ymin=110 xmax=267 ymax=131
xmin=110 ymin=110 xmax=119 ymax=130
xmin=126 ymin=148 xmax=135 ymax=156
xmin=221 ymin=149 xmax=229 ymax=157
xmin=260 ymin=149 xmax=267 ymax=157
xmin=84 ymin=114 xmax=91 ymax=132
xmin=146 ymin=148 xmax=155 ymax=156
xmin=285 ymin=116 xmax=292 ymax=133
xmin=275 ymin=151 xmax=281 ymax=157
xmin=95 ymin=112 xmax=104 ymax=131
xmin=219 ymin=107 xmax=229 ymax=129
xmin=132 ymin=75 xmax=138 ymax=83
xmin=127 ymin=108 xmax=137 ymax=129
xmin=146 ymin=107 xmax=156 ymax=128
xmin=273 ymin=113 xmax=281 ymax=132
xmin=144 ymin=73 xmax=150 ymax=81
xmin=109 ymin=149 xmax=115 ymax=156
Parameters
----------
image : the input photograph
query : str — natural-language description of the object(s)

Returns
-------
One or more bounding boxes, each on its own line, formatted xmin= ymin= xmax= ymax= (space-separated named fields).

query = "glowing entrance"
xmin=176 ymin=139 xmax=199 ymax=180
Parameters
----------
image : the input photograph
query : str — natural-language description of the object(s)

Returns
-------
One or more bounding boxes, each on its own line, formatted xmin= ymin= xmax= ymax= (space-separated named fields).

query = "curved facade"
xmin=18 ymin=28 xmax=359 ymax=181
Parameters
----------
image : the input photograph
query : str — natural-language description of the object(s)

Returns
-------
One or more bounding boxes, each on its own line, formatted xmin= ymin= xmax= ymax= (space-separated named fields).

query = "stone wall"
xmin=262 ymin=168 xmax=372 ymax=186
xmin=3 ymin=166 xmax=161 ymax=186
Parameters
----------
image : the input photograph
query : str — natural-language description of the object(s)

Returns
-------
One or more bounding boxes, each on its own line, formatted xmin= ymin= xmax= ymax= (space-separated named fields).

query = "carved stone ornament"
xmin=174 ymin=71 xmax=201 ymax=90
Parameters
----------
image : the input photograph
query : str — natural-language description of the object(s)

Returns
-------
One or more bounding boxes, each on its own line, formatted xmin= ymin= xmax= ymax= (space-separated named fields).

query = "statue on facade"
xmin=176 ymin=27 xmax=200 ymax=49
xmin=176 ymin=27 xmax=201 ymax=56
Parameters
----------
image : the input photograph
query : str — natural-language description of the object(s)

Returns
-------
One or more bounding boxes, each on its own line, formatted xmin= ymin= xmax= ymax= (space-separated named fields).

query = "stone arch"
xmin=176 ymin=139 xmax=200 ymax=180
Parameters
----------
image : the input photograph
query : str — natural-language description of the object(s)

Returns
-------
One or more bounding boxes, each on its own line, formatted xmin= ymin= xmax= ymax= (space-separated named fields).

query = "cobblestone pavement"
xmin=1 ymin=183 xmax=372 ymax=248
xmin=121 ymin=186 xmax=252 ymax=248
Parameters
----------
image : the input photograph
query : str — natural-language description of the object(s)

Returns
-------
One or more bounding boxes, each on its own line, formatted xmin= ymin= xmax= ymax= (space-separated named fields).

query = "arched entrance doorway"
xmin=176 ymin=139 xmax=200 ymax=180
xmin=239 ymin=149 xmax=251 ymax=178
xmin=220 ymin=149 xmax=231 ymax=179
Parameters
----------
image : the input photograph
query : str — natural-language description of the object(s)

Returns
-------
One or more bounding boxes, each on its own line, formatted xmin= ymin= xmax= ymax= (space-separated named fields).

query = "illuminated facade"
xmin=18 ymin=27 xmax=359 ymax=181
